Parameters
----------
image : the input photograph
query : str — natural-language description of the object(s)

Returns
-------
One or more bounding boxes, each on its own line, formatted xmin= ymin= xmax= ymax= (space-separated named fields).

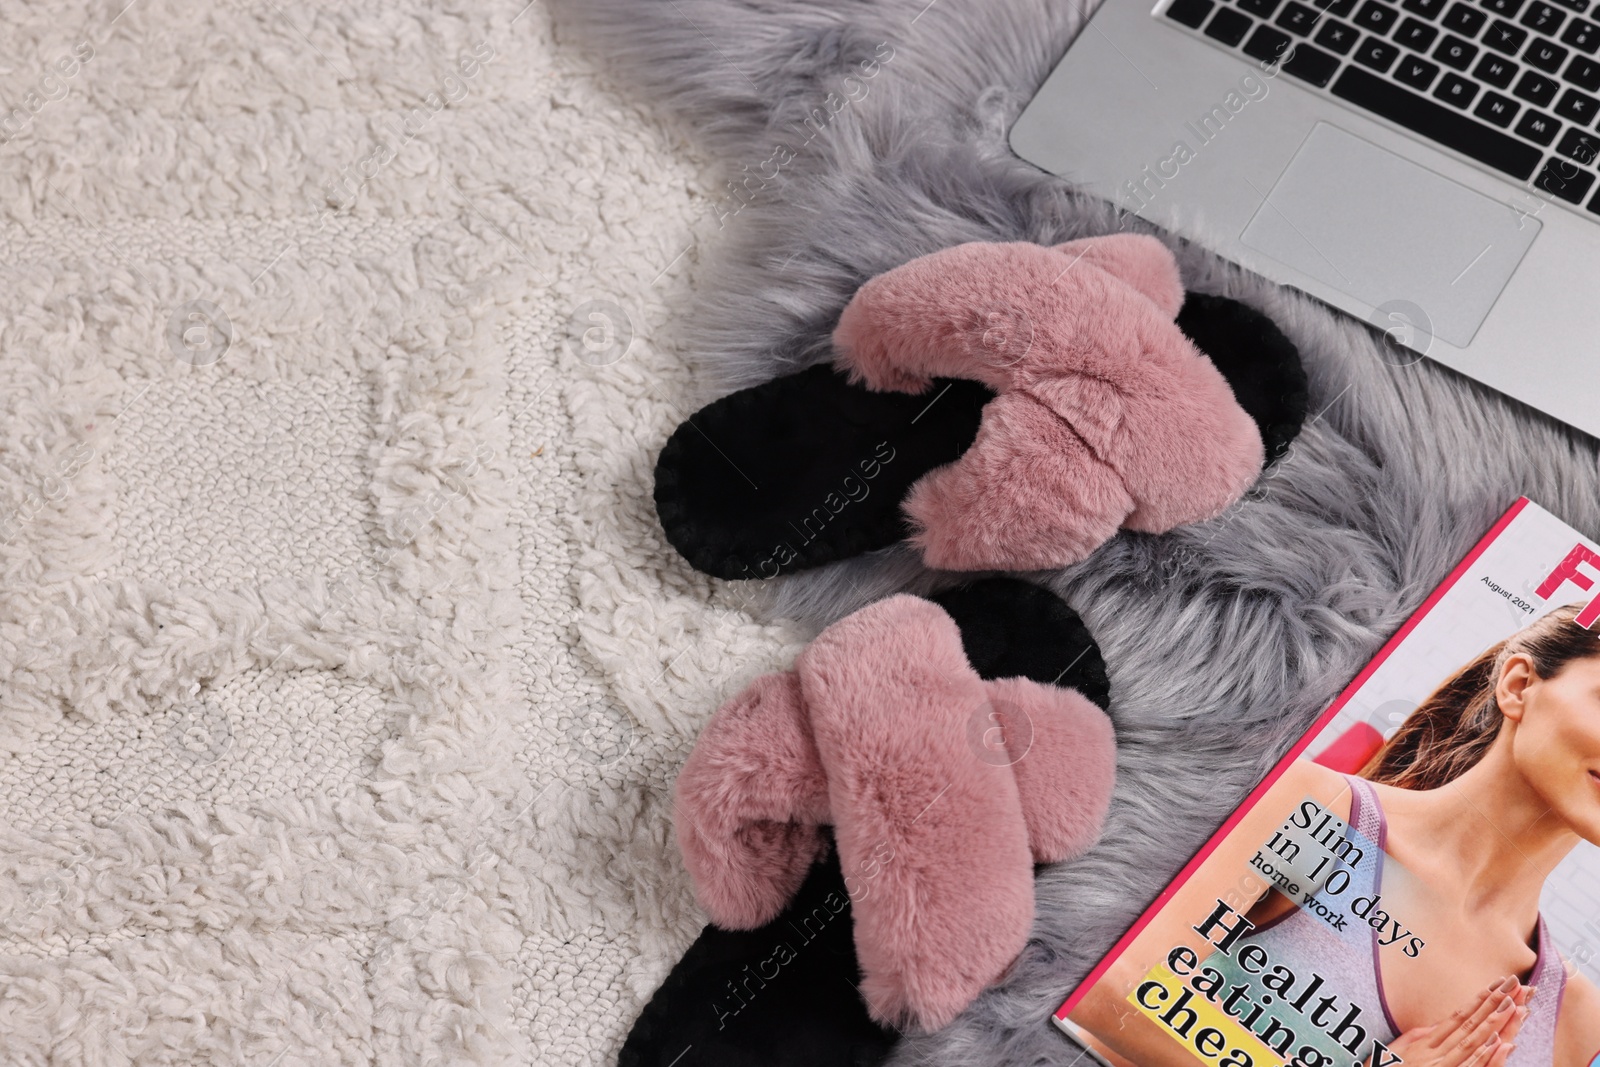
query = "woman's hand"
xmin=1377 ymin=976 xmax=1531 ymax=1067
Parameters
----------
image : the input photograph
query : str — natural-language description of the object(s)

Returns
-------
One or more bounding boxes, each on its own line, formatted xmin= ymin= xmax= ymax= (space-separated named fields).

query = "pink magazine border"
xmin=1055 ymin=495 xmax=1531 ymax=1021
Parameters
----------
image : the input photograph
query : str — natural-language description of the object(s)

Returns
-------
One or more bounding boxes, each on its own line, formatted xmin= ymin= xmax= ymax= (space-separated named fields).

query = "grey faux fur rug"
xmin=548 ymin=2 xmax=1600 ymax=1065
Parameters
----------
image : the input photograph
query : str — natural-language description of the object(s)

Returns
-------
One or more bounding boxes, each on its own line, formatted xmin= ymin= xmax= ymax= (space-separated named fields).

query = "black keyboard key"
xmin=1556 ymin=124 xmax=1600 ymax=160
xmin=1207 ymin=6 xmax=1258 ymax=41
xmin=1475 ymin=88 xmax=1523 ymax=121
xmin=1534 ymin=156 xmax=1596 ymax=200
xmin=1434 ymin=69 xmax=1482 ymax=101
xmin=1402 ymin=0 xmax=1449 ymax=14
xmin=1524 ymin=36 xmax=1571 ymax=66
xmin=1475 ymin=51 xmax=1522 ymax=81
xmin=1282 ymin=39 xmax=1345 ymax=79
xmin=1354 ymin=35 xmax=1404 ymax=65
xmin=1397 ymin=15 xmax=1443 ymax=43
xmin=1521 ymin=0 xmax=1568 ymax=28
xmin=1239 ymin=0 xmax=1284 ymax=16
xmin=1315 ymin=17 xmax=1363 ymax=48
xmin=1330 ymin=66 xmax=1544 ymax=175
xmin=1484 ymin=18 xmax=1532 ymax=49
xmin=1355 ymin=0 xmax=1404 ymax=29
xmin=1443 ymin=2 xmax=1490 ymax=30
xmin=1483 ymin=0 xmax=1526 ymax=13
xmin=1566 ymin=53 xmax=1600 ymax=85
xmin=1589 ymin=188 xmax=1600 ymax=213
xmin=1560 ymin=15 xmax=1600 ymax=47
xmin=1312 ymin=0 xmax=1359 ymax=15
xmin=1555 ymin=84 xmax=1600 ymax=119
xmin=1398 ymin=53 xmax=1444 ymax=84
xmin=1551 ymin=0 xmax=1590 ymax=11
xmin=1515 ymin=105 xmax=1562 ymax=139
xmin=1243 ymin=22 xmax=1298 ymax=58
xmin=1277 ymin=0 xmax=1326 ymax=30
xmin=1513 ymin=66 xmax=1561 ymax=99
xmin=1435 ymin=33 xmax=1482 ymax=62
xmin=1167 ymin=0 xmax=1218 ymax=23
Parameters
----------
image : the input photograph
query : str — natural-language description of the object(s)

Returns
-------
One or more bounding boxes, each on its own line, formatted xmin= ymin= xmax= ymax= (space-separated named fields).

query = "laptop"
xmin=1011 ymin=0 xmax=1600 ymax=439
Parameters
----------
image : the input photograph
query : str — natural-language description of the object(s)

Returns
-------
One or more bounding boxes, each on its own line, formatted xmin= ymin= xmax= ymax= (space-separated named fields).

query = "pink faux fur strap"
xmin=672 ymin=670 xmax=831 ymax=930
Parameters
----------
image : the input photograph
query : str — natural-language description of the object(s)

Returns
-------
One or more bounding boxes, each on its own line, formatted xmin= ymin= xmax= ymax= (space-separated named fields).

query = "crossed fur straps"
xmin=673 ymin=595 xmax=1117 ymax=1030
xmin=832 ymin=235 xmax=1267 ymax=570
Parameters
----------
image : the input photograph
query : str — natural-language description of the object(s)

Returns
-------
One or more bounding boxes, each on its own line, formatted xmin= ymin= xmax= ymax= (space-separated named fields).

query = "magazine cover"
xmin=1055 ymin=497 xmax=1600 ymax=1067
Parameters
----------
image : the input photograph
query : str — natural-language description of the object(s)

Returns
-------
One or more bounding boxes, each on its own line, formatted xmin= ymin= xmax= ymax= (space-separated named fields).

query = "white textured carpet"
xmin=0 ymin=2 xmax=800 ymax=1063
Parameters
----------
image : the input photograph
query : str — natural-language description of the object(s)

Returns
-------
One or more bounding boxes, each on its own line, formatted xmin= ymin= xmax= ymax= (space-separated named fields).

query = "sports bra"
xmin=1198 ymin=774 xmax=1566 ymax=1067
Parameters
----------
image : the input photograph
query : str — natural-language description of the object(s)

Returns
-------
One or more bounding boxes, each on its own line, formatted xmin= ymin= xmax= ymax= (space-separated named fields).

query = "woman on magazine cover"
xmin=1070 ymin=603 xmax=1600 ymax=1067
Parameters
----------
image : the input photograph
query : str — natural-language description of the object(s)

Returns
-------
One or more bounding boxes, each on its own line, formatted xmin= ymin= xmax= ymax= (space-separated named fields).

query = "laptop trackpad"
xmin=1240 ymin=122 xmax=1540 ymax=347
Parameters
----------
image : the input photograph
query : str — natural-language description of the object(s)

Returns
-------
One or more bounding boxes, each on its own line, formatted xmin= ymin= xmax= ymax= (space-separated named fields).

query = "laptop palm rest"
xmin=1240 ymin=122 xmax=1541 ymax=347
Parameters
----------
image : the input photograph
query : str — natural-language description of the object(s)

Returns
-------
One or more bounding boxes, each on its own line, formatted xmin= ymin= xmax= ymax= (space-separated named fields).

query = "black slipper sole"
xmin=1174 ymin=292 xmax=1309 ymax=466
xmin=654 ymin=367 xmax=994 ymax=580
xmin=929 ymin=575 xmax=1111 ymax=708
xmin=655 ymin=294 xmax=1307 ymax=581
xmin=618 ymin=835 xmax=896 ymax=1067
xmin=619 ymin=578 xmax=1108 ymax=1067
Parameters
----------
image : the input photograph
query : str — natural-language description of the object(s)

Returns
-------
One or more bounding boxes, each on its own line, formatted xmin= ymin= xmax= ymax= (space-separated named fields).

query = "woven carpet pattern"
xmin=0 ymin=2 xmax=802 ymax=1063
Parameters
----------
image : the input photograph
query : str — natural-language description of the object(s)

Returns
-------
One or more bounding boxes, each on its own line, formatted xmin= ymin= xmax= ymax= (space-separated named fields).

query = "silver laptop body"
xmin=1012 ymin=0 xmax=1600 ymax=437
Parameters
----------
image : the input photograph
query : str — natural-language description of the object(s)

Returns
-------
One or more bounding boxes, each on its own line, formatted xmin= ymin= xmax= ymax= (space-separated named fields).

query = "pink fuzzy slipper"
xmin=672 ymin=582 xmax=1118 ymax=1031
xmin=833 ymin=236 xmax=1267 ymax=570
xmin=654 ymin=235 xmax=1308 ymax=579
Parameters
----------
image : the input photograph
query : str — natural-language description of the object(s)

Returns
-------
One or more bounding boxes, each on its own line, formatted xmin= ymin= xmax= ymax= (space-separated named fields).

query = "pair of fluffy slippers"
xmin=620 ymin=579 xmax=1115 ymax=1067
xmin=655 ymin=234 xmax=1308 ymax=579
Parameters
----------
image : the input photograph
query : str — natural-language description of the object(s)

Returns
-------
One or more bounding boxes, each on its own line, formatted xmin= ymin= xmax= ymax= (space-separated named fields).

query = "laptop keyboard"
xmin=1161 ymin=0 xmax=1600 ymax=215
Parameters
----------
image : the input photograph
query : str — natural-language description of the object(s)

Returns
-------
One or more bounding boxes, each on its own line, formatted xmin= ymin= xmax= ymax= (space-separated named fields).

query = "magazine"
xmin=1055 ymin=497 xmax=1600 ymax=1067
